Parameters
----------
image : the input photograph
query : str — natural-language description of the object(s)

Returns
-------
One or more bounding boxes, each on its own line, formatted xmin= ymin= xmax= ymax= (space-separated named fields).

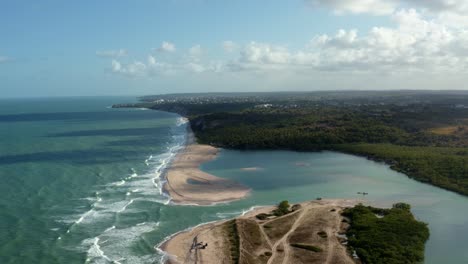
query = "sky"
xmin=1 ymin=0 xmax=468 ymax=98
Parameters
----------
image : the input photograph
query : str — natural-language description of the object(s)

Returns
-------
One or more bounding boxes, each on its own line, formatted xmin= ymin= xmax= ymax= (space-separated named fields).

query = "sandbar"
xmin=163 ymin=132 xmax=250 ymax=205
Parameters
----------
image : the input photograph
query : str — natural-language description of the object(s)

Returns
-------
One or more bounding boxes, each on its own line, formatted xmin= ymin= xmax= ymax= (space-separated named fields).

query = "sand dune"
xmin=160 ymin=199 xmax=359 ymax=264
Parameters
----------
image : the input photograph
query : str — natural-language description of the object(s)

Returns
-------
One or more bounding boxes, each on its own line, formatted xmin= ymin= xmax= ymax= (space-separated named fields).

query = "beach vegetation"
xmin=223 ymin=219 xmax=240 ymax=264
xmin=317 ymin=231 xmax=328 ymax=238
xmin=273 ymin=200 xmax=290 ymax=216
xmin=255 ymin=213 xmax=271 ymax=220
xmin=290 ymin=243 xmax=323 ymax=252
xmin=343 ymin=203 xmax=430 ymax=264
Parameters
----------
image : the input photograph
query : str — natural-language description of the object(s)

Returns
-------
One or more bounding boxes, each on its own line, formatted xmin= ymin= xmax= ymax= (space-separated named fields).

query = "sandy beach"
xmin=163 ymin=132 xmax=250 ymax=205
xmin=159 ymin=199 xmax=359 ymax=264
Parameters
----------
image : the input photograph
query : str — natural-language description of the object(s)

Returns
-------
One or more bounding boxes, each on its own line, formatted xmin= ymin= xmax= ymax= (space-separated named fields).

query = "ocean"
xmin=1 ymin=97 xmax=467 ymax=263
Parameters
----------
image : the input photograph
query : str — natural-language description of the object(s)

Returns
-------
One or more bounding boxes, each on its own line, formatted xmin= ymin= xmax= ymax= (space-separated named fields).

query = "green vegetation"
xmin=273 ymin=200 xmax=290 ymax=216
xmin=343 ymin=203 xmax=430 ymax=264
xmin=334 ymin=144 xmax=468 ymax=195
xmin=115 ymin=91 xmax=468 ymax=196
xmin=224 ymin=219 xmax=240 ymax=264
xmin=290 ymin=243 xmax=323 ymax=252
xmin=255 ymin=213 xmax=271 ymax=220
xmin=317 ymin=231 xmax=328 ymax=238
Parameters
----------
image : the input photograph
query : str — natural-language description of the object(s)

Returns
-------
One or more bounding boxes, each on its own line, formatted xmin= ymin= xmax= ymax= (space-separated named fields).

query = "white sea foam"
xmin=85 ymin=222 xmax=161 ymax=264
xmin=215 ymin=206 xmax=264 ymax=219
xmin=75 ymin=116 xmax=189 ymax=263
xmin=76 ymin=209 xmax=94 ymax=224
xmin=85 ymin=237 xmax=113 ymax=263
xmin=115 ymin=180 xmax=125 ymax=186
xmin=117 ymin=199 xmax=134 ymax=213
xmin=176 ymin=117 xmax=189 ymax=126
xmin=104 ymin=226 xmax=115 ymax=233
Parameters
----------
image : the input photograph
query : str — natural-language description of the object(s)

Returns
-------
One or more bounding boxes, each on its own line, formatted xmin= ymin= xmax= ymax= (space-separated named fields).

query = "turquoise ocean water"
xmin=1 ymin=97 xmax=467 ymax=263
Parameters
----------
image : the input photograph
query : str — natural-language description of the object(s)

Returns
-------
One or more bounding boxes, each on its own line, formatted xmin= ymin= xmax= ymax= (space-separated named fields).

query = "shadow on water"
xmin=0 ymin=111 xmax=172 ymax=123
xmin=102 ymin=137 xmax=169 ymax=147
xmin=0 ymin=149 xmax=141 ymax=166
xmin=47 ymin=127 xmax=170 ymax=138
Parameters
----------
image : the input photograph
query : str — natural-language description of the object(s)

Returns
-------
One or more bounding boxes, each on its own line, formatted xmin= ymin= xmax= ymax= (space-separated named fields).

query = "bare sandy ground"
xmin=163 ymin=134 xmax=250 ymax=205
xmin=159 ymin=199 xmax=360 ymax=264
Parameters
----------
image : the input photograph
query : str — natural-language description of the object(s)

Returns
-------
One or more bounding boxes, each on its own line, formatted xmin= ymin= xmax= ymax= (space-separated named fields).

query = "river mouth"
xmin=200 ymin=149 xmax=468 ymax=264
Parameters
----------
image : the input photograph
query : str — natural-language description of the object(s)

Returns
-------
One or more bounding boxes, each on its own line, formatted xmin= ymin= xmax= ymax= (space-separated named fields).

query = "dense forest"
xmin=343 ymin=203 xmax=430 ymax=264
xmin=114 ymin=91 xmax=468 ymax=195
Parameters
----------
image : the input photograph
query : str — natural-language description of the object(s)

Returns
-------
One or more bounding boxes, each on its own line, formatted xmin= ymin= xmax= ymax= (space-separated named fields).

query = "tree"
xmin=274 ymin=200 xmax=290 ymax=216
xmin=393 ymin=202 xmax=411 ymax=211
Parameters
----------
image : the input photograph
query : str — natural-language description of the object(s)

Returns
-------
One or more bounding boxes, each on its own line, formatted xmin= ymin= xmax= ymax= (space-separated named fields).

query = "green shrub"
xmin=343 ymin=204 xmax=430 ymax=264
xmin=290 ymin=243 xmax=322 ymax=252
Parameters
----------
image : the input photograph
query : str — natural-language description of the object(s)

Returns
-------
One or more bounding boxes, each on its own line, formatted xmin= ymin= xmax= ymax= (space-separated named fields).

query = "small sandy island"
xmin=159 ymin=199 xmax=360 ymax=264
xmin=163 ymin=134 xmax=250 ymax=205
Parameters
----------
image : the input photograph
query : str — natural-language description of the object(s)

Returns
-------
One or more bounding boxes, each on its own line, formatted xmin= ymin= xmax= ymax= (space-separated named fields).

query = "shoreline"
xmin=162 ymin=126 xmax=250 ymax=206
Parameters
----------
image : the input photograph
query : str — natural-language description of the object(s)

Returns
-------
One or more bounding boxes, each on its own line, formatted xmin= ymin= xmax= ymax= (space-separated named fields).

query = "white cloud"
xmin=308 ymin=0 xmax=468 ymax=18
xmin=240 ymin=42 xmax=292 ymax=64
xmin=189 ymin=45 xmax=202 ymax=58
xmin=96 ymin=49 xmax=127 ymax=57
xmin=156 ymin=41 xmax=176 ymax=53
xmin=225 ymin=9 xmax=467 ymax=74
xmin=107 ymin=8 xmax=468 ymax=85
xmin=185 ymin=62 xmax=205 ymax=73
xmin=307 ymin=0 xmax=397 ymax=15
xmin=405 ymin=0 xmax=468 ymax=14
xmin=111 ymin=60 xmax=121 ymax=72
xmin=222 ymin=41 xmax=237 ymax=52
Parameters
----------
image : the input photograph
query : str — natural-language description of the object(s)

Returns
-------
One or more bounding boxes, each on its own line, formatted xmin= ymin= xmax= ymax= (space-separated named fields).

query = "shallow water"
xmin=1 ymin=97 xmax=467 ymax=263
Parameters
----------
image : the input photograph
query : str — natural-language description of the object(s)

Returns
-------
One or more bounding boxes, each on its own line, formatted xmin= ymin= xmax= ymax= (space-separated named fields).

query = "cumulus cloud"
xmin=405 ymin=0 xmax=468 ymax=14
xmin=308 ymin=0 xmax=468 ymax=18
xmin=108 ymin=8 xmax=468 ymax=81
xmin=225 ymin=9 xmax=467 ymax=74
xmin=222 ymin=41 xmax=237 ymax=52
xmin=189 ymin=45 xmax=202 ymax=58
xmin=110 ymin=52 xmax=213 ymax=77
xmin=96 ymin=49 xmax=127 ymax=58
xmin=111 ymin=55 xmax=176 ymax=77
xmin=156 ymin=41 xmax=176 ymax=52
xmin=307 ymin=0 xmax=397 ymax=15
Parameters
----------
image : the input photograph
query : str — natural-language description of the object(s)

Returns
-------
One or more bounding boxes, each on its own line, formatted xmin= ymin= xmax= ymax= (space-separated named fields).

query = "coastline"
xmin=163 ymin=126 xmax=250 ymax=206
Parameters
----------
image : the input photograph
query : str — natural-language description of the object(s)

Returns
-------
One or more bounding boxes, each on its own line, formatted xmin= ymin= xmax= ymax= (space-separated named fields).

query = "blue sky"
xmin=1 ymin=0 xmax=467 ymax=98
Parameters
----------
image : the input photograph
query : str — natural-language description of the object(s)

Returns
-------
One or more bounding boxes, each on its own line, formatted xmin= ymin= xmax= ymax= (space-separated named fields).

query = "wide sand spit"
xmin=163 ymin=132 xmax=250 ymax=206
xmin=159 ymin=199 xmax=359 ymax=264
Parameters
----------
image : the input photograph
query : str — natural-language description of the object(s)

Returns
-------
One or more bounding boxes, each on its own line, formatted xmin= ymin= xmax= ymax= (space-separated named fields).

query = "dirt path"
xmin=265 ymin=208 xmax=307 ymax=264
